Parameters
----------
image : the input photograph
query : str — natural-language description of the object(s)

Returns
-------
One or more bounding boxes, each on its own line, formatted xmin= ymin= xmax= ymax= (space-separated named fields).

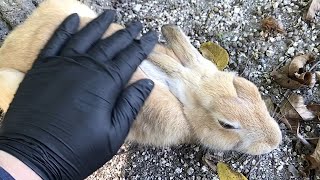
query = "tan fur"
xmin=0 ymin=0 xmax=282 ymax=155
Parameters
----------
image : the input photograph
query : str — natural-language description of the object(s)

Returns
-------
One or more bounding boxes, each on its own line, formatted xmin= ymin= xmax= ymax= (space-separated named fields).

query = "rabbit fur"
xmin=0 ymin=0 xmax=282 ymax=155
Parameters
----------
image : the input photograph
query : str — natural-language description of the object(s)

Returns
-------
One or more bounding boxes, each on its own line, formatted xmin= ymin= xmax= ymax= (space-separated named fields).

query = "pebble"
xmin=234 ymin=7 xmax=241 ymax=14
xmin=175 ymin=167 xmax=182 ymax=174
xmin=133 ymin=4 xmax=142 ymax=12
xmin=187 ymin=167 xmax=194 ymax=175
xmin=305 ymin=126 xmax=311 ymax=132
xmin=287 ymin=47 xmax=295 ymax=55
xmin=266 ymin=49 xmax=274 ymax=57
xmin=277 ymin=165 xmax=284 ymax=171
xmin=201 ymin=166 xmax=208 ymax=172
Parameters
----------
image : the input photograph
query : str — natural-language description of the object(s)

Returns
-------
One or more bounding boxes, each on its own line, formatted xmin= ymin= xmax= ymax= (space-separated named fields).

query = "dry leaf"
xmin=280 ymin=94 xmax=315 ymax=121
xmin=261 ymin=16 xmax=285 ymax=34
xmin=305 ymin=0 xmax=320 ymax=21
xmin=280 ymin=94 xmax=315 ymax=147
xmin=307 ymin=103 xmax=320 ymax=120
xmin=316 ymin=71 xmax=320 ymax=82
xmin=271 ymin=54 xmax=317 ymax=89
xmin=306 ymin=139 xmax=320 ymax=171
xmin=217 ymin=162 xmax=247 ymax=180
xmin=200 ymin=42 xmax=229 ymax=70
xmin=271 ymin=70 xmax=304 ymax=89
xmin=288 ymin=54 xmax=315 ymax=75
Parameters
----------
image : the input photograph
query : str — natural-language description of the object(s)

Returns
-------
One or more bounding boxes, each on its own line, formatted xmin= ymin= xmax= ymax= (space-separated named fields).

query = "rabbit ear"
xmin=233 ymin=77 xmax=261 ymax=101
xmin=148 ymin=51 xmax=185 ymax=77
xmin=161 ymin=25 xmax=202 ymax=66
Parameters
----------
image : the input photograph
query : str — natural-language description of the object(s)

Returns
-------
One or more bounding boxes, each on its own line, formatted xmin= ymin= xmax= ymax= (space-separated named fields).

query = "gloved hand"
xmin=0 ymin=10 xmax=157 ymax=179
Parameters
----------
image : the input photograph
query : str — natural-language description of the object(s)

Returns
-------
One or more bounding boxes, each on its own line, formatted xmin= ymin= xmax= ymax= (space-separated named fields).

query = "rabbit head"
xmin=148 ymin=25 xmax=282 ymax=155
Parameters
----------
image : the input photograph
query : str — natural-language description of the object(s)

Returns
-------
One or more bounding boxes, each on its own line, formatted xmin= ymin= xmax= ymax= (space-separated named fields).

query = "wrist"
xmin=0 ymin=150 xmax=41 ymax=180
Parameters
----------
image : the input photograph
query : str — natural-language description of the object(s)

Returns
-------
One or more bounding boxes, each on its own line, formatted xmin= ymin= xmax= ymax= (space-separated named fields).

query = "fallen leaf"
xmin=280 ymin=94 xmax=315 ymax=121
xmin=217 ymin=162 xmax=247 ymax=180
xmin=200 ymin=42 xmax=229 ymax=70
xmin=280 ymin=94 xmax=316 ymax=147
xmin=307 ymin=103 xmax=320 ymax=120
xmin=261 ymin=16 xmax=285 ymax=34
xmin=288 ymin=54 xmax=315 ymax=75
xmin=271 ymin=54 xmax=317 ymax=89
xmin=316 ymin=71 xmax=320 ymax=82
xmin=305 ymin=0 xmax=320 ymax=21
xmin=271 ymin=70 xmax=303 ymax=89
xmin=306 ymin=139 xmax=320 ymax=171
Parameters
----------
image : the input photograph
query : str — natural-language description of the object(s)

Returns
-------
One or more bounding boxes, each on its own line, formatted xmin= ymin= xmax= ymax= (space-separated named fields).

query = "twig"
xmin=309 ymin=60 xmax=320 ymax=71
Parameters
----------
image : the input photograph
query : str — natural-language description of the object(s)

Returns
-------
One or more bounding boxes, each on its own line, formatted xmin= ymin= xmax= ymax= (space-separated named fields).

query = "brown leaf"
xmin=280 ymin=94 xmax=315 ymax=132
xmin=316 ymin=71 xmax=320 ymax=82
xmin=288 ymin=54 xmax=315 ymax=76
xmin=271 ymin=54 xmax=317 ymax=89
xmin=285 ymin=94 xmax=315 ymax=120
xmin=271 ymin=69 xmax=306 ymax=89
xmin=306 ymin=139 xmax=320 ymax=172
xmin=261 ymin=16 xmax=285 ymax=34
xmin=280 ymin=94 xmax=316 ymax=148
xmin=307 ymin=103 xmax=320 ymax=120
xmin=305 ymin=0 xmax=320 ymax=21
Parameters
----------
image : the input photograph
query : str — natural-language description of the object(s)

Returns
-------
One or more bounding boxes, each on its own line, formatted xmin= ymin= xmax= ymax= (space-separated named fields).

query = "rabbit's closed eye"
xmin=218 ymin=120 xmax=239 ymax=129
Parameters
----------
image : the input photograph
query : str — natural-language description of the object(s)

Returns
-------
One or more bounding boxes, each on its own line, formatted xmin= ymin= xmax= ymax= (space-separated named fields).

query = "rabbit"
xmin=0 ymin=0 xmax=282 ymax=155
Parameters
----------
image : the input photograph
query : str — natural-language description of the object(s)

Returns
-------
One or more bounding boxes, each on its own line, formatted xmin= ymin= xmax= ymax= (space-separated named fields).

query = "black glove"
xmin=0 ymin=10 xmax=157 ymax=179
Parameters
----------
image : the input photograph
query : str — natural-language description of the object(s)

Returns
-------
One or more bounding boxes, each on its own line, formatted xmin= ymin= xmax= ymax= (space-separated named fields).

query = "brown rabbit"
xmin=0 ymin=0 xmax=282 ymax=155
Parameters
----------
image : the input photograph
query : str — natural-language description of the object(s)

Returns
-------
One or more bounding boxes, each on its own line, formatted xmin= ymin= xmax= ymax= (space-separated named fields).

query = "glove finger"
xmin=60 ymin=10 xmax=115 ymax=56
xmin=88 ymin=21 xmax=143 ymax=62
xmin=110 ymin=31 xmax=158 ymax=88
xmin=111 ymin=79 xmax=154 ymax=149
xmin=37 ymin=13 xmax=80 ymax=60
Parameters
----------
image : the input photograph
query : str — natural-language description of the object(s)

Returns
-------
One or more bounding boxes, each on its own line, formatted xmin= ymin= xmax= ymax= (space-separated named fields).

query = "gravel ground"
xmin=1 ymin=0 xmax=320 ymax=179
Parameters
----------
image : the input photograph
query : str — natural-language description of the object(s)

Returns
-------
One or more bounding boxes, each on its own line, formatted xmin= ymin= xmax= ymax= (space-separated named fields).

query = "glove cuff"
xmin=0 ymin=136 xmax=77 ymax=180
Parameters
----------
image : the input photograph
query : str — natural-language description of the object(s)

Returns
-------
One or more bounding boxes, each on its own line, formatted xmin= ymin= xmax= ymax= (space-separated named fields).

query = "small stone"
xmin=194 ymin=40 xmax=200 ymax=48
xmin=273 ymin=2 xmax=279 ymax=9
xmin=234 ymin=7 xmax=241 ymax=14
xmin=133 ymin=4 xmax=142 ymax=12
xmin=175 ymin=167 xmax=182 ymax=174
xmin=287 ymin=47 xmax=295 ymax=55
xmin=187 ymin=167 xmax=194 ymax=175
xmin=213 ymin=7 xmax=219 ymax=13
xmin=194 ymin=146 xmax=200 ymax=152
xmin=305 ymin=125 xmax=311 ymax=132
xmin=266 ymin=49 xmax=274 ymax=57
xmin=279 ymin=57 xmax=285 ymax=62
xmin=266 ymin=79 xmax=272 ymax=84
xmin=201 ymin=166 xmax=208 ymax=172
xmin=277 ymin=165 xmax=283 ymax=171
